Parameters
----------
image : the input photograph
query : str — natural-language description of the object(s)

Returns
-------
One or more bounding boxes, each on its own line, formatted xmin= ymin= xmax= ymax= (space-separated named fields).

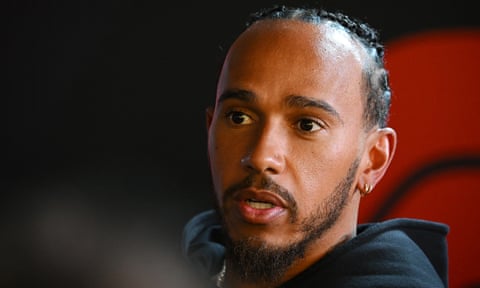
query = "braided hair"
xmin=245 ymin=5 xmax=391 ymax=129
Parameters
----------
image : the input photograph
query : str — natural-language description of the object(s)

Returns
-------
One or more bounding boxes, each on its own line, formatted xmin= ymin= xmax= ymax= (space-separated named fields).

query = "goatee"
xmin=221 ymin=158 xmax=359 ymax=285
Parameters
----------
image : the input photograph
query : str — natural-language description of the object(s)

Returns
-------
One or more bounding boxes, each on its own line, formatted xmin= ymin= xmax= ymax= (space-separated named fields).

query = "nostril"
xmin=264 ymin=167 xmax=277 ymax=173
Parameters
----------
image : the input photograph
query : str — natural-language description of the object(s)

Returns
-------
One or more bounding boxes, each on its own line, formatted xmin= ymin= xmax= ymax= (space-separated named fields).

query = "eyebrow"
xmin=217 ymin=90 xmax=343 ymax=124
xmin=286 ymin=95 xmax=344 ymax=124
xmin=218 ymin=89 xmax=255 ymax=104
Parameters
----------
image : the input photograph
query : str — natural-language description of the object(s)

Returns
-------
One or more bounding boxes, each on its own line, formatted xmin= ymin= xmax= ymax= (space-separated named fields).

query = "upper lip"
xmin=233 ymin=188 xmax=288 ymax=208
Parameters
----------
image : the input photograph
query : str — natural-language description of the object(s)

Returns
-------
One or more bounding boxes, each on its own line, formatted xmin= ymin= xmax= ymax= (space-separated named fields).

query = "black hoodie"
xmin=182 ymin=209 xmax=449 ymax=288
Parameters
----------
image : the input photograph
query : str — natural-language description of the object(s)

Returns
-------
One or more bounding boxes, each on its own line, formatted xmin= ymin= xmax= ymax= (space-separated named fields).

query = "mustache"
xmin=224 ymin=174 xmax=298 ymax=217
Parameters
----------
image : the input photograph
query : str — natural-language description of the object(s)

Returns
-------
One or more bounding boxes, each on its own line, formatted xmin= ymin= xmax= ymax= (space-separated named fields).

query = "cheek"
xmin=209 ymin=129 xmax=239 ymax=166
xmin=208 ymin=127 xmax=244 ymax=188
xmin=290 ymin=144 xmax=353 ymax=205
xmin=294 ymin=143 xmax=342 ymax=179
xmin=289 ymin=149 xmax=330 ymax=191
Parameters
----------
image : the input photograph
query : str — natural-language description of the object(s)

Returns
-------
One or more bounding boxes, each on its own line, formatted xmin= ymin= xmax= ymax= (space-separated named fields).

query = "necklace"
xmin=213 ymin=261 xmax=226 ymax=288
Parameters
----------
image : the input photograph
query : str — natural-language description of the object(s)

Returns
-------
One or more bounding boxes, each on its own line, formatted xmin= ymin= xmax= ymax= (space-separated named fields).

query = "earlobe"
xmin=358 ymin=127 xmax=397 ymax=195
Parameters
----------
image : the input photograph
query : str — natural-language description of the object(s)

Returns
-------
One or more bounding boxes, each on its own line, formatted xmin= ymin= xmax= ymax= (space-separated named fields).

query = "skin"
xmin=206 ymin=19 xmax=396 ymax=288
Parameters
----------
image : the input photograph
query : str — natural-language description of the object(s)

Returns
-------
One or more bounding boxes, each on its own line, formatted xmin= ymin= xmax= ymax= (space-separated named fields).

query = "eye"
xmin=296 ymin=118 xmax=324 ymax=132
xmin=226 ymin=110 xmax=253 ymax=125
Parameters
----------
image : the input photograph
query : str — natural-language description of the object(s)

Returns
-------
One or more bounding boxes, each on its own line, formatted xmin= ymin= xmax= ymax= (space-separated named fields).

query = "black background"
xmin=4 ymin=0 xmax=479 ymax=286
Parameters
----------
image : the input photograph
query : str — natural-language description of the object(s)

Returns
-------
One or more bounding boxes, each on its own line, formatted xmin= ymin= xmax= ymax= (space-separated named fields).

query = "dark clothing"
xmin=182 ymin=209 xmax=449 ymax=288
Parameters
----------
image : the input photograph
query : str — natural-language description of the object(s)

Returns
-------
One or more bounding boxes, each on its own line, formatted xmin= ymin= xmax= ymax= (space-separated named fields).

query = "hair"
xmin=241 ymin=5 xmax=392 ymax=129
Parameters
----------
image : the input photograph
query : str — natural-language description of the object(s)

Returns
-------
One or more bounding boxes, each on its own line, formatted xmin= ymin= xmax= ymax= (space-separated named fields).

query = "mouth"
xmin=232 ymin=189 xmax=287 ymax=224
xmin=245 ymin=199 xmax=276 ymax=209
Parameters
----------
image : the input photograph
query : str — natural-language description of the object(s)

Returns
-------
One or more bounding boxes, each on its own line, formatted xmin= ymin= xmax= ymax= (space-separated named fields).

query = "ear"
xmin=206 ymin=106 xmax=214 ymax=132
xmin=357 ymin=127 xmax=397 ymax=196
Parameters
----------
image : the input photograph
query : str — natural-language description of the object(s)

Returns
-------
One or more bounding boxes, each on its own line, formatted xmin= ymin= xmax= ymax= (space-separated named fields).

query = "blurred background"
xmin=5 ymin=0 xmax=480 ymax=287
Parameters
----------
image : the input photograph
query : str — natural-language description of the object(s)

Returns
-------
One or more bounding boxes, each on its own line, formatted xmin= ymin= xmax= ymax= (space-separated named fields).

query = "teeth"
xmin=246 ymin=199 xmax=275 ymax=209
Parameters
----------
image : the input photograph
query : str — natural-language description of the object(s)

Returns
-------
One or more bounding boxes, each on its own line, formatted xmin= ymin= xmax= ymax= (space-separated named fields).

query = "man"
xmin=182 ymin=5 xmax=449 ymax=288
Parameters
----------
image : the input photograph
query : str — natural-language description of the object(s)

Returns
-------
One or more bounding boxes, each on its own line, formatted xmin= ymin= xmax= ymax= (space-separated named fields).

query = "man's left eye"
xmin=297 ymin=119 xmax=323 ymax=132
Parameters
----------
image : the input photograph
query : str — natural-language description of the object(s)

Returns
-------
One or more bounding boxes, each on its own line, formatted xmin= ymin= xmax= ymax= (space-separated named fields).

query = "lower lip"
xmin=236 ymin=200 xmax=286 ymax=224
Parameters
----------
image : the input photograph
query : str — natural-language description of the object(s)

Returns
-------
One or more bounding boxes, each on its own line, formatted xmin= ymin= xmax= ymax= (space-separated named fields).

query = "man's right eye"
xmin=225 ymin=111 xmax=253 ymax=125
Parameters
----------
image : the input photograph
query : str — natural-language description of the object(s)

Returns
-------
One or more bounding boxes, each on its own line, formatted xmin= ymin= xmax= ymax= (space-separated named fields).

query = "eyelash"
xmin=225 ymin=110 xmax=253 ymax=125
xmin=295 ymin=118 xmax=325 ymax=132
xmin=224 ymin=110 xmax=326 ymax=133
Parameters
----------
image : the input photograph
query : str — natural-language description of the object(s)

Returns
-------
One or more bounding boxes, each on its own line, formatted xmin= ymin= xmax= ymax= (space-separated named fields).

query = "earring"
xmin=361 ymin=183 xmax=372 ymax=197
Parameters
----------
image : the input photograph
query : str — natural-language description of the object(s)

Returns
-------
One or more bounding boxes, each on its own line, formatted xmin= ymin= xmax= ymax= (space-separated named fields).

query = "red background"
xmin=359 ymin=29 xmax=480 ymax=288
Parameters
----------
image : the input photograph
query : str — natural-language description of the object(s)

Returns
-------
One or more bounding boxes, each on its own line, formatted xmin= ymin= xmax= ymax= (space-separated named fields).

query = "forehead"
xmin=216 ymin=19 xmax=366 ymax=116
xmin=223 ymin=19 xmax=365 ymax=74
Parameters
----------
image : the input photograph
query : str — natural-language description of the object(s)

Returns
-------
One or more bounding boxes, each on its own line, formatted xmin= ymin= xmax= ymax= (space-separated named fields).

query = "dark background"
xmin=5 ymin=0 xmax=479 ymax=287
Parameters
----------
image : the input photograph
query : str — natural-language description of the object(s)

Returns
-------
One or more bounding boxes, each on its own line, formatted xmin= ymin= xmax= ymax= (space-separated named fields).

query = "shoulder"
xmin=358 ymin=217 xmax=449 ymax=237
xmin=282 ymin=218 xmax=449 ymax=288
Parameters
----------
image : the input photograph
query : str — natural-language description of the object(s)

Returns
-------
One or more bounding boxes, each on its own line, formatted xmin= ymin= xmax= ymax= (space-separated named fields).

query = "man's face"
xmin=207 ymin=20 xmax=369 ymax=279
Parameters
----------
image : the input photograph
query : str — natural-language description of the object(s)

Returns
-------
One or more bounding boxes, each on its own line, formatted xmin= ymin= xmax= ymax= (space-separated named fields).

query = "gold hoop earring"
xmin=361 ymin=184 xmax=372 ymax=197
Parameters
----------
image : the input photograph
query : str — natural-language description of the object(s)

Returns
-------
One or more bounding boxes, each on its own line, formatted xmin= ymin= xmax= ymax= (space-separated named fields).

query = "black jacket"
xmin=182 ymin=210 xmax=449 ymax=287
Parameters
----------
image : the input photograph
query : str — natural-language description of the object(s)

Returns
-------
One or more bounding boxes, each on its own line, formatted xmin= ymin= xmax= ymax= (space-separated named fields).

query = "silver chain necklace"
xmin=213 ymin=261 xmax=226 ymax=288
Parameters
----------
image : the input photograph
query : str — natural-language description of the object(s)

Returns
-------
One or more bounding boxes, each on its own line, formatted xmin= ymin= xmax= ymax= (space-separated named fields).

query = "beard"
xmin=219 ymin=158 xmax=360 ymax=285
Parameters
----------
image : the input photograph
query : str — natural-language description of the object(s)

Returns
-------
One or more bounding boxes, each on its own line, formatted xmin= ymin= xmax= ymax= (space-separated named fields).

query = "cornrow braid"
xmin=244 ymin=5 xmax=392 ymax=128
xmin=317 ymin=10 xmax=385 ymax=59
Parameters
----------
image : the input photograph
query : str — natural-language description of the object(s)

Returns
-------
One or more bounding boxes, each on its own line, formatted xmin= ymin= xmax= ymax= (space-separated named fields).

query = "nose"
xmin=241 ymin=124 xmax=286 ymax=174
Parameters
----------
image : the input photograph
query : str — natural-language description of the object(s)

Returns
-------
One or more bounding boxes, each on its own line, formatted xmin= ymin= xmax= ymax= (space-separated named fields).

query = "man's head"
xmin=206 ymin=5 xmax=397 ymax=286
